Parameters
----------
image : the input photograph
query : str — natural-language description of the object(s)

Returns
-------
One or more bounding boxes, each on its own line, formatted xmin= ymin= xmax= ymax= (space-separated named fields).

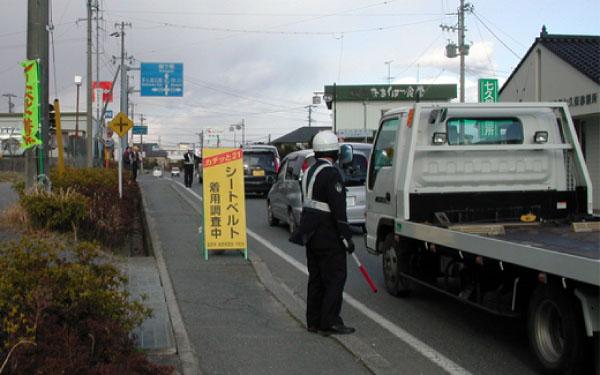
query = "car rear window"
xmin=447 ymin=118 xmax=523 ymax=145
xmin=339 ymin=154 xmax=368 ymax=187
xmin=244 ymin=151 xmax=277 ymax=172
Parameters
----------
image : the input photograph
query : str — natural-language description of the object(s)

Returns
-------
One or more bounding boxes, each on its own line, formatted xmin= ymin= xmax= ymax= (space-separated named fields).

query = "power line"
xmin=472 ymin=11 xmax=521 ymax=59
xmin=105 ymin=9 xmax=444 ymax=17
xmin=474 ymin=11 xmax=527 ymax=49
xmin=106 ymin=13 xmax=440 ymax=37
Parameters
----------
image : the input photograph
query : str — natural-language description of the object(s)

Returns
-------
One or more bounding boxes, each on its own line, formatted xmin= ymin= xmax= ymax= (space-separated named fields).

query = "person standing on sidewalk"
xmin=130 ymin=146 xmax=141 ymax=182
xmin=290 ymin=130 xmax=355 ymax=336
xmin=183 ymin=148 xmax=196 ymax=188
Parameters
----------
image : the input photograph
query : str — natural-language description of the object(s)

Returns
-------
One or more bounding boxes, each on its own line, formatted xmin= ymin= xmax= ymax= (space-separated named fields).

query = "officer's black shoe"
xmin=320 ymin=325 xmax=355 ymax=336
xmin=307 ymin=326 xmax=318 ymax=333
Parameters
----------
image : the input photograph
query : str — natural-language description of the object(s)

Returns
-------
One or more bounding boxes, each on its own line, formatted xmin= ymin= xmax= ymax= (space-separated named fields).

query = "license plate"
xmin=346 ymin=196 xmax=356 ymax=207
xmin=252 ymin=169 xmax=265 ymax=177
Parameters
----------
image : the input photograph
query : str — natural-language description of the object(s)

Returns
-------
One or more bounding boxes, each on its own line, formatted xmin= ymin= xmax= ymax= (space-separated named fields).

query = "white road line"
xmin=173 ymin=180 xmax=471 ymax=375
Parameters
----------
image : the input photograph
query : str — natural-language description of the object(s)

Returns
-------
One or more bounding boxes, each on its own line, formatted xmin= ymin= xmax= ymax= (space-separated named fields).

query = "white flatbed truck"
xmin=364 ymin=103 xmax=599 ymax=374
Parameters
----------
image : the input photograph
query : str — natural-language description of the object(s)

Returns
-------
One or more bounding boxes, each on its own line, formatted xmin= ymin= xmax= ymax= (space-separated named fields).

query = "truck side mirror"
xmin=340 ymin=144 xmax=353 ymax=165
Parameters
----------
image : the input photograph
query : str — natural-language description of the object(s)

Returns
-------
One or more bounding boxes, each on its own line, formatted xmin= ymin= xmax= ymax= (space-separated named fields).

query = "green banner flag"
xmin=21 ymin=59 xmax=42 ymax=149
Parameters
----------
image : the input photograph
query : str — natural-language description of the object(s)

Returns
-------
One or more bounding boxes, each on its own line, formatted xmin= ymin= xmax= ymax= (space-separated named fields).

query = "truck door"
xmin=366 ymin=117 xmax=401 ymax=248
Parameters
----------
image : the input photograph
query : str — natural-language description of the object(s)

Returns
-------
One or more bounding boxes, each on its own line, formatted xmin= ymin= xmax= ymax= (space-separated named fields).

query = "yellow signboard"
xmin=108 ymin=112 xmax=133 ymax=137
xmin=202 ymin=148 xmax=247 ymax=257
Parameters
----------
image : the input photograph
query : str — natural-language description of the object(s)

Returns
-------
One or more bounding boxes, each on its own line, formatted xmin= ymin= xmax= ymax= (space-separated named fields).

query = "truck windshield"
xmin=369 ymin=118 xmax=399 ymax=189
xmin=447 ymin=118 xmax=523 ymax=145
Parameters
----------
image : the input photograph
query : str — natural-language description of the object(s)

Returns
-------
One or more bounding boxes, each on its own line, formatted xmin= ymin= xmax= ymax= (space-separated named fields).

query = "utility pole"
xmin=139 ymin=113 xmax=145 ymax=173
xmin=94 ymin=0 xmax=102 ymax=164
xmin=384 ymin=60 xmax=394 ymax=85
xmin=114 ymin=22 xmax=132 ymax=146
xmin=305 ymin=105 xmax=316 ymax=127
xmin=2 ymin=93 xmax=17 ymax=113
xmin=139 ymin=113 xmax=145 ymax=146
xmin=86 ymin=0 xmax=93 ymax=167
xmin=441 ymin=0 xmax=473 ymax=103
xmin=196 ymin=131 xmax=204 ymax=154
xmin=242 ymin=119 xmax=245 ymax=146
xmin=26 ymin=0 xmax=49 ymax=188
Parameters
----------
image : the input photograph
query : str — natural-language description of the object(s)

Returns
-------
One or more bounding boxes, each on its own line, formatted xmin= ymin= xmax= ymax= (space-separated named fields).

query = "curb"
xmin=140 ymin=183 xmax=201 ymax=375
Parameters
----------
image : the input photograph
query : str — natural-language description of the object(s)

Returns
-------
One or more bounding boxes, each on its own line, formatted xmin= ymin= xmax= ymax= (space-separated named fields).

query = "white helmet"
xmin=312 ymin=130 xmax=339 ymax=152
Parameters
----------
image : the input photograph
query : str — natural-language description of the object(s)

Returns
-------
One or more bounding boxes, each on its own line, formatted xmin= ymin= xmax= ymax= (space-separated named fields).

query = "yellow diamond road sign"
xmin=108 ymin=112 xmax=133 ymax=137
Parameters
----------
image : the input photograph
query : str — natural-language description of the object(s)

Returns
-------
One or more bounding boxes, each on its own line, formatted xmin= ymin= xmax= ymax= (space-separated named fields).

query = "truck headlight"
xmin=432 ymin=132 xmax=447 ymax=145
xmin=534 ymin=131 xmax=548 ymax=144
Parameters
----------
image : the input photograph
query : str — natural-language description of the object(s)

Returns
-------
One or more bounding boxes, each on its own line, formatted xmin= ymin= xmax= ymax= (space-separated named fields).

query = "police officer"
xmin=291 ymin=130 xmax=355 ymax=336
xmin=183 ymin=148 xmax=196 ymax=188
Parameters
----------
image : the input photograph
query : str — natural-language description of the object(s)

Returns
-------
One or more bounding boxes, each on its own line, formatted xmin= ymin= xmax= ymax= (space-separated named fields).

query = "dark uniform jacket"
xmin=290 ymin=158 xmax=352 ymax=250
xmin=183 ymin=152 xmax=196 ymax=165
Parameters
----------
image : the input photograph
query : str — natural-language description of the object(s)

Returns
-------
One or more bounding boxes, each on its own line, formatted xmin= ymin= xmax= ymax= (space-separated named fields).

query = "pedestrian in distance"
xmin=183 ymin=148 xmax=197 ymax=188
xmin=130 ymin=146 xmax=141 ymax=182
xmin=123 ymin=146 xmax=131 ymax=169
xmin=289 ymin=130 xmax=356 ymax=336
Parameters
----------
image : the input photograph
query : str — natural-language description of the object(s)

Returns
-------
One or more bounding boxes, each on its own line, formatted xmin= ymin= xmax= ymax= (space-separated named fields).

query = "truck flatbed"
xmin=499 ymin=224 xmax=599 ymax=260
xmin=397 ymin=220 xmax=600 ymax=286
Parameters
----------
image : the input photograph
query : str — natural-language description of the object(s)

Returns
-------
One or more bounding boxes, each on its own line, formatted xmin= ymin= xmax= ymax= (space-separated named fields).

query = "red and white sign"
xmin=92 ymin=81 xmax=113 ymax=103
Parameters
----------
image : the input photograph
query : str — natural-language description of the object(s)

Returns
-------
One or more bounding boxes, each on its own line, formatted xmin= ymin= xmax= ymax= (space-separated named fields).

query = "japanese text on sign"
xmin=202 ymin=148 xmax=247 ymax=250
xmin=21 ymin=60 xmax=42 ymax=149
xmin=478 ymin=78 xmax=498 ymax=103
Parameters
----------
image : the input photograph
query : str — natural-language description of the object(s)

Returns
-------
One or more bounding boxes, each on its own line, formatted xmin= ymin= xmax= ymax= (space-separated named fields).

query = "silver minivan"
xmin=266 ymin=143 xmax=372 ymax=232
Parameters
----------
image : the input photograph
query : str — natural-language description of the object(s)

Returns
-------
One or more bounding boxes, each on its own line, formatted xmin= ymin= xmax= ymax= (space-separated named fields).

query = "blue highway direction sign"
xmin=140 ymin=62 xmax=183 ymax=97
xmin=132 ymin=126 xmax=148 ymax=135
xmin=105 ymin=110 xmax=113 ymax=119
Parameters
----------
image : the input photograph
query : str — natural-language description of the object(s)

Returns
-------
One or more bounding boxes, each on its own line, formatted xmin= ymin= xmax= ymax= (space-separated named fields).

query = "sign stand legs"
xmin=200 ymin=184 xmax=208 ymax=260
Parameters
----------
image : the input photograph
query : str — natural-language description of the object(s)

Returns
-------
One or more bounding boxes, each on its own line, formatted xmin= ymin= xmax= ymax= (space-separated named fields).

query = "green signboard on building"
xmin=323 ymin=84 xmax=457 ymax=108
xmin=478 ymin=78 xmax=499 ymax=103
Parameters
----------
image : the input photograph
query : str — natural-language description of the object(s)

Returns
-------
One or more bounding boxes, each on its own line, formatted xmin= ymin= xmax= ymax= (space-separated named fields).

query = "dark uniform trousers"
xmin=306 ymin=243 xmax=347 ymax=329
xmin=294 ymin=158 xmax=352 ymax=330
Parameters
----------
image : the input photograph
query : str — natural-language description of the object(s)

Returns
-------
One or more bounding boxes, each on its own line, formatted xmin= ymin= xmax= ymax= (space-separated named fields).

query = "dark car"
xmin=242 ymin=145 xmax=280 ymax=196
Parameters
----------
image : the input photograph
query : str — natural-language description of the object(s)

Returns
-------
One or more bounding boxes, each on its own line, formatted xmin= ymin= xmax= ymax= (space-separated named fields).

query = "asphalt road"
xmin=171 ymin=176 xmax=541 ymax=374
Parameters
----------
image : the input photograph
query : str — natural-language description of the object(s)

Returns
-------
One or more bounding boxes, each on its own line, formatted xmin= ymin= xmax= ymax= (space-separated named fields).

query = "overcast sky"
xmin=1 ymin=0 xmax=599 ymax=147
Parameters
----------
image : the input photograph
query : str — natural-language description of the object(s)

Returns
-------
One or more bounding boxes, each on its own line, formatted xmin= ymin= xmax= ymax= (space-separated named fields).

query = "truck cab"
xmin=365 ymin=102 xmax=598 ymax=374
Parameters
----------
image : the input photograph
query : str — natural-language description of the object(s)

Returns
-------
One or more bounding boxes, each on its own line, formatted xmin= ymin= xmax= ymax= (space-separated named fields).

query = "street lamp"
xmin=74 ymin=75 xmax=82 ymax=138
xmin=229 ymin=119 xmax=245 ymax=147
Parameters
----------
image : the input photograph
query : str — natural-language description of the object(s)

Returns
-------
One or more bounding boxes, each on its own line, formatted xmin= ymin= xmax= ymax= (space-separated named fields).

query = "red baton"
xmin=351 ymin=253 xmax=378 ymax=293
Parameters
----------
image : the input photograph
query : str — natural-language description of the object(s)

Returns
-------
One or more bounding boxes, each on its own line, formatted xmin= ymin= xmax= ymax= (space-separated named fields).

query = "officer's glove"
xmin=342 ymin=238 xmax=355 ymax=254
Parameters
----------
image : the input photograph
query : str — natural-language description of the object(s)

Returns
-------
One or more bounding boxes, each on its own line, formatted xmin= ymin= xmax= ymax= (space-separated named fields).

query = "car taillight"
xmin=301 ymin=159 xmax=309 ymax=172
xmin=274 ymin=158 xmax=280 ymax=173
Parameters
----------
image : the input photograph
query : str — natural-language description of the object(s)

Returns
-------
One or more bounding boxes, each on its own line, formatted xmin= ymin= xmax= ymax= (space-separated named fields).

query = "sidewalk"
xmin=139 ymin=176 xmax=370 ymax=375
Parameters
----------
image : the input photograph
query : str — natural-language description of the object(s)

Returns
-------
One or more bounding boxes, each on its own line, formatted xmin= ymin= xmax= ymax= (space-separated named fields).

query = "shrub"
xmin=50 ymin=167 xmax=141 ymax=246
xmin=20 ymin=188 xmax=89 ymax=234
xmin=0 ymin=202 xmax=28 ymax=231
xmin=0 ymin=238 xmax=171 ymax=374
xmin=11 ymin=180 xmax=25 ymax=199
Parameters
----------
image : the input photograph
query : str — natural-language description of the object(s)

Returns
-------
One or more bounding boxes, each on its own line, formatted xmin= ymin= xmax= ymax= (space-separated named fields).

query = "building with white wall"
xmin=323 ymin=84 xmax=457 ymax=136
xmin=0 ymin=112 xmax=88 ymax=157
xmin=499 ymin=28 xmax=599 ymax=212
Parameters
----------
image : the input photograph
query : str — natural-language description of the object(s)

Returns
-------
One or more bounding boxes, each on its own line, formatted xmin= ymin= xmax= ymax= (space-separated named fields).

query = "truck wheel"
xmin=267 ymin=201 xmax=279 ymax=226
xmin=527 ymin=284 xmax=586 ymax=375
xmin=382 ymin=233 xmax=412 ymax=297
